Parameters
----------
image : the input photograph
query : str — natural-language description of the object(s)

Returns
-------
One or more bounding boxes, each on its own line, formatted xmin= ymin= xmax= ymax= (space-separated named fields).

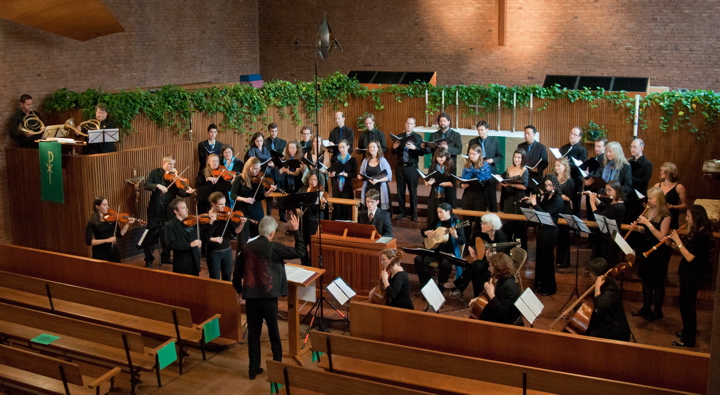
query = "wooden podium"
xmin=310 ymin=221 xmax=396 ymax=297
xmin=284 ymin=263 xmax=324 ymax=365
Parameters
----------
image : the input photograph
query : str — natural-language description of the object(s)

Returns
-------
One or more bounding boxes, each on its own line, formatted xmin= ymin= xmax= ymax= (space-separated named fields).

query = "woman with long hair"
xmin=376 ymin=249 xmax=413 ymax=310
xmin=244 ymin=131 xmax=274 ymax=173
xmin=303 ymin=134 xmax=330 ymax=189
xmin=85 ymin=196 xmax=134 ymax=262
xmin=554 ymin=157 xmax=575 ymax=268
xmin=596 ymin=141 xmax=632 ymax=197
xmin=328 ymin=139 xmax=357 ymax=220
xmin=358 ymin=140 xmax=392 ymax=211
xmin=280 ymin=140 xmax=304 ymax=194
xmin=469 ymin=252 xmax=522 ymax=325
xmin=424 ymin=147 xmax=456 ymax=226
xmin=202 ymin=192 xmax=246 ymax=280
xmin=668 ymin=205 xmax=713 ymax=347
xmin=528 ymin=174 xmax=564 ymax=296
xmin=196 ymin=153 xmax=232 ymax=214
xmin=589 ymin=180 xmax=625 ymax=262
xmin=500 ymin=148 xmax=529 ymax=250
xmin=654 ymin=162 xmax=689 ymax=229
xmin=632 ymin=186 xmax=672 ymax=321
xmin=230 ymin=157 xmax=277 ymax=241
xmin=460 ymin=144 xmax=494 ymax=249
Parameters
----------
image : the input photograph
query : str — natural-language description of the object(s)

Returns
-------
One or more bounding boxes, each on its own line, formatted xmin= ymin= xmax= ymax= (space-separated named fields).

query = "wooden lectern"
xmin=311 ymin=220 xmax=396 ymax=297
xmin=284 ymin=263 xmax=324 ymax=365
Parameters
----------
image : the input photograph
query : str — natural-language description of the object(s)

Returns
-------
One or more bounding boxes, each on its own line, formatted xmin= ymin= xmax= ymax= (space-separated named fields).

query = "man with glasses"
xmin=560 ymin=127 xmax=588 ymax=217
xmin=357 ymin=113 xmax=388 ymax=154
xmin=627 ymin=138 xmax=653 ymax=223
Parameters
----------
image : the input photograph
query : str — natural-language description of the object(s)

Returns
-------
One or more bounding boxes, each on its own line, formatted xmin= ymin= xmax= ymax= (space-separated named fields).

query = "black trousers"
xmin=414 ymin=255 xmax=452 ymax=288
xmin=142 ymin=224 xmax=170 ymax=264
xmin=534 ymin=226 xmax=558 ymax=295
xmin=396 ymin=164 xmax=419 ymax=216
xmin=678 ymin=280 xmax=699 ymax=346
xmin=246 ymin=297 xmax=282 ymax=373
xmin=454 ymin=259 xmax=490 ymax=297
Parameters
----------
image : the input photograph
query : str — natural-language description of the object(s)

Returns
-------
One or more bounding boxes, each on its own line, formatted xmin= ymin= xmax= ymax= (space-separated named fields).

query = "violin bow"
xmin=166 ymin=165 xmax=191 ymax=188
xmin=112 ymin=205 xmax=121 ymax=244
xmin=219 ymin=207 xmax=232 ymax=239
xmin=252 ymin=161 xmax=272 ymax=200
xmin=195 ymin=204 xmax=201 ymax=245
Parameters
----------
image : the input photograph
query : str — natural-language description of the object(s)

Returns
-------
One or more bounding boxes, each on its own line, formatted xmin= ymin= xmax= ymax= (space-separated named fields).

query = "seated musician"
xmin=413 ymin=203 xmax=465 ymax=293
xmin=469 ymin=252 xmax=522 ymax=325
xmin=585 ymin=258 xmax=631 ymax=341
xmin=376 ymin=249 xmax=413 ymax=310
xmin=449 ymin=213 xmax=509 ymax=298
xmin=358 ymin=189 xmax=392 ymax=238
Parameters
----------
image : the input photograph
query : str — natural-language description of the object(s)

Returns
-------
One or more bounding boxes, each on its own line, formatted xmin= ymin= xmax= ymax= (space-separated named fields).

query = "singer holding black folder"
xmin=328 ymin=140 xmax=357 ymax=220
xmin=560 ymin=127 xmax=588 ymax=217
xmin=517 ymin=125 xmax=548 ymax=188
xmin=392 ymin=117 xmax=424 ymax=221
xmin=358 ymin=140 xmax=392 ymax=211
xmin=424 ymin=148 xmax=456 ymax=226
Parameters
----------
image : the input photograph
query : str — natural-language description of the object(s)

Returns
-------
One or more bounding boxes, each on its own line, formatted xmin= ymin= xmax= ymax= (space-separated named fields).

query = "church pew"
xmin=0 ymin=270 xmax=218 ymax=371
xmin=0 ymin=345 xmax=120 ymax=395
xmin=265 ymin=360 xmax=431 ymax=395
xmin=0 ymin=302 xmax=175 ymax=394
xmin=310 ymin=331 xmax=687 ymax=395
xmin=349 ymin=301 xmax=709 ymax=394
xmin=0 ymin=244 xmax=240 ymax=344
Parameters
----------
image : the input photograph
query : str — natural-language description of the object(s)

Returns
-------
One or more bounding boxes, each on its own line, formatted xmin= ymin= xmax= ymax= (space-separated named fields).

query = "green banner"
xmin=39 ymin=141 xmax=64 ymax=203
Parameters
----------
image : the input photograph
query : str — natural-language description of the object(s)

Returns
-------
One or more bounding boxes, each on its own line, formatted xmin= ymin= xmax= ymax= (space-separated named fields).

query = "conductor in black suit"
xmin=198 ymin=124 xmax=224 ymax=166
xmin=468 ymin=120 xmax=503 ymax=212
xmin=264 ymin=123 xmax=287 ymax=219
xmin=358 ymin=190 xmax=393 ymax=237
xmin=423 ymin=112 xmax=463 ymax=175
xmin=517 ymin=125 xmax=548 ymax=190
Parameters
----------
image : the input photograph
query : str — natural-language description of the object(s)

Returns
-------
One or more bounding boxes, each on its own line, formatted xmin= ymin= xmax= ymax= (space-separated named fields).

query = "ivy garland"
xmin=43 ymin=71 xmax=718 ymax=139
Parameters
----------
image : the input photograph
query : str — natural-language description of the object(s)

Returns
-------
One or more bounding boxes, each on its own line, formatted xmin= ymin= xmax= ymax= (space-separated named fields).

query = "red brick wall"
xmin=258 ymin=0 xmax=720 ymax=89
xmin=0 ymin=0 xmax=260 ymax=244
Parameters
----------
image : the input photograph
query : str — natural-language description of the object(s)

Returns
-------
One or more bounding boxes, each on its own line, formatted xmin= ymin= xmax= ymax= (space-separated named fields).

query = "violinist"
xmin=230 ymin=157 xmax=277 ymax=242
xmin=529 ymin=174 xmax=564 ymax=296
xmin=196 ymin=154 xmax=232 ymax=214
xmin=378 ymin=249 xmax=413 ymax=310
xmin=328 ymin=139 xmax=357 ymax=221
xmin=469 ymin=253 xmax=522 ymax=325
xmin=585 ymin=258 xmax=631 ymax=341
xmin=632 ymin=186 xmax=671 ymax=321
xmin=588 ymin=180 xmax=625 ymax=262
xmin=142 ymin=155 xmax=195 ymax=268
xmin=202 ymin=192 xmax=246 ymax=281
xmin=220 ymin=145 xmax=244 ymax=175
xmin=280 ymin=140 xmax=303 ymax=194
xmin=198 ymin=124 xmax=224 ymax=167
xmin=85 ymin=197 xmax=135 ymax=262
xmin=668 ymin=205 xmax=713 ymax=348
xmin=297 ymin=172 xmax=326 ymax=266
xmin=163 ymin=198 xmax=202 ymax=276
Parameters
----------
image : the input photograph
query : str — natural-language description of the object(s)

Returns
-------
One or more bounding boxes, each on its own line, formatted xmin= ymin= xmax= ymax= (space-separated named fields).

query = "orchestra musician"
xmin=328 ymin=140 xmax=357 ymax=221
xmin=654 ymin=162 xmax=689 ymax=229
xmin=230 ymin=157 xmax=277 ymax=242
xmin=468 ymin=120 xmax=503 ymax=212
xmin=554 ymin=157 xmax=575 ymax=268
xmin=588 ymin=180 xmax=625 ymax=262
xmin=196 ymin=153 xmax=232 ymax=214
xmin=375 ymin=249 xmax=413 ymax=310
xmin=358 ymin=189 xmax=393 ymax=238
xmin=201 ymin=192 xmax=246 ymax=281
xmin=198 ymin=124 xmax=224 ymax=167
xmin=632 ymin=186 xmax=672 ymax=321
xmin=297 ymin=171 xmax=326 ymax=266
xmin=84 ymin=103 xmax=118 ymax=154
xmin=469 ymin=253 xmax=523 ymax=325
xmin=585 ymin=258 xmax=631 ymax=341
xmin=392 ymin=117 xmax=423 ymax=221
xmin=424 ymin=148 xmax=456 ymax=227
xmin=85 ymin=196 xmax=135 ymax=262
xmin=357 ymin=113 xmax=388 ymax=153
xmin=142 ymin=154 xmax=195 ymax=268
xmin=668 ymin=205 xmax=713 ymax=348
xmin=500 ymin=148 xmax=529 ymax=250
xmin=414 ymin=203 xmax=466 ymax=293
xmin=220 ymin=145 xmax=244 ymax=177
xmin=358 ymin=140 xmax=392 ymax=211
xmin=528 ymin=174 xmax=564 ymax=296
xmin=423 ymin=112 xmax=463 ymax=175
xmin=9 ymin=94 xmax=44 ymax=148
xmin=163 ymin=198 xmax=202 ymax=276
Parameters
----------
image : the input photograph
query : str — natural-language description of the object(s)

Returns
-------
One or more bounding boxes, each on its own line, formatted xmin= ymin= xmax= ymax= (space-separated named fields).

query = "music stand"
xmin=520 ymin=207 xmax=556 ymax=227
xmin=559 ymin=214 xmax=592 ymax=310
xmin=88 ymin=128 xmax=120 ymax=144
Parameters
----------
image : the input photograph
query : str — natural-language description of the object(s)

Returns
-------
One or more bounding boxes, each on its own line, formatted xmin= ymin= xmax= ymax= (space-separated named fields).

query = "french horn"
xmin=64 ymin=118 xmax=101 ymax=137
xmin=18 ymin=111 xmax=45 ymax=135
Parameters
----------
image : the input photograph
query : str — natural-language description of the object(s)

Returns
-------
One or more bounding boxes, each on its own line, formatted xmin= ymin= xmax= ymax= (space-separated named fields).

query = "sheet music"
xmin=571 ymin=157 xmax=583 ymax=167
xmin=560 ymin=214 xmax=576 ymax=228
xmin=606 ymin=218 xmax=619 ymax=234
xmin=520 ymin=207 xmax=540 ymax=224
xmin=492 ymin=174 xmax=504 ymax=183
xmin=326 ymin=282 xmax=348 ymax=305
xmin=614 ymin=232 xmax=634 ymax=255
xmin=137 ymin=229 xmax=150 ymax=247
xmin=635 ymin=189 xmax=645 ymax=199
xmin=572 ymin=215 xmax=591 ymax=233
xmin=421 ymin=281 xmax=445 ymax=312
xmin=247 ymin=235 xmax=260 ymax=244
xmin=322 ymin=140 xmax=337 ymax=148
xmin=334 ymin=277 xmax=356 ymax=299
xmin=579 ymin=168 xmax=589 ymax=178
xmin=285 ymin=265 xmax=315 ymax=284
xmin=298 ymin=284 xmax=316 ymax=303
xmin=594 ymin=215 xmax=608 ymax=234
xmin=549 ymin=147 xmax=562 ymax=159
xmin=536 ymin=211 xmax=556 ymax=227
xmin=515 ymin=288 xmax=544 ymax=325
xmin=376 ymin=236 xmax=393 ymax=244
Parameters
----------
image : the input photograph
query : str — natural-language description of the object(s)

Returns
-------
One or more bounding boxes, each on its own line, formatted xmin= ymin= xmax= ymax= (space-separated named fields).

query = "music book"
xmin=571 ymin=157 xmax=583 ymax=168
xmin=326 ymin=160 xmax=346 ymax=174
xmin=452 ymin=174 xmax=484 ymax=186
xmin=422 ymin=138 xmax=447 ymax=150
xmin=302 ymin=144 xmax=312 ymax=154
xmin=301 ymin=156 xmax=315 ymax=168
xmin=326 ymin=277 xmax=356 ymax=305
xmin=492 ymin=174 xmax=524 ymax=184
xmin=583 ymin=175 xmax=607 ymax=190
xmin=421 ymin=280 xmax=446 ymax=312
xmin=560 ymin=214 xmax=592 ymax=233
xmin=417 ymin=168 xmax=439 ymax=181
xmin=285 ymin=265 xmax=316 ymax=284
xmin=524 ymin=158 xmax=544 ymax=170
xmin=269 ymin=148 xmax=285 ymax=158
xmin=515 ymin=288 xmax=544 ymax=325
xmin=358 ymin=169 xmax=388 ymax=182
xmin=550 ymin=147 xmax=563 ymax=159
xmin=635 ymin=189 xmax=645 ymax=199
xmin=271 ymin=157 xmax=301 ymax=169
xmin=594 ymin=215 xmax=618 ymax=235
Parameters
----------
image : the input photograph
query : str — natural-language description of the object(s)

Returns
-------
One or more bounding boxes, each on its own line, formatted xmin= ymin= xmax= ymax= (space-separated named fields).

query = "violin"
xmin=181 ymin=214 xmax=211 ymax=227
xmin=164 ymin=168 xmax=195 ymax=193
xmin=307 ymin=185 xmax=333 ymax=212
xmin=252 ymin=176 xmax=285 ymax=194
xmin=216 ymin=207 xmax=258 ymax=224
xmin=211 ymin=166 xmax=237 ymax=182
xmin=103 ymin=209 xmax=147 ymax=225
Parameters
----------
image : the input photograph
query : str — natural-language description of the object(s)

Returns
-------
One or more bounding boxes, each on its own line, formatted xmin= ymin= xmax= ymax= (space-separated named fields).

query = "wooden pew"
xmin=0 ymin=345 xmax=120 ymax=395
xmin=0 ymin=302 xmax=175 ymax=394
xmin=0 ymin=270 xmax=218 ymax=371
xmin=0 ymin=244 xmax=240 ymax=344
xmin=265 ymin=360 xmax=431 ymax=395
xmin=349 ymin=301 xmax=709 ymax=394
xmin=310 ymin=331 xmax=687 ymax=395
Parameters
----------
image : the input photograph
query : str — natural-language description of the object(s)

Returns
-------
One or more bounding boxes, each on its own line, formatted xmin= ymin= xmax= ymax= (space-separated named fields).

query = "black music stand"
xmin=559 ymin=214 xmax=592 ymax=310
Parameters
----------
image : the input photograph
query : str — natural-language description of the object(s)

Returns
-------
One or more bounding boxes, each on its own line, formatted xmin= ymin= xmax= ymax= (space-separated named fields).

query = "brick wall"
xmin=0 ymin=0 xmax=260 ymax=244
xmin=258 ymin=0 xmax=720 ymax=89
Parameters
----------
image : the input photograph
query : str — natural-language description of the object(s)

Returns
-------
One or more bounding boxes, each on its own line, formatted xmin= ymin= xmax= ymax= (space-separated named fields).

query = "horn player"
xmin=85 ymin=102 xmax=118 ymax=154
xmin=9 ymin=94 xmax=45 ymax=148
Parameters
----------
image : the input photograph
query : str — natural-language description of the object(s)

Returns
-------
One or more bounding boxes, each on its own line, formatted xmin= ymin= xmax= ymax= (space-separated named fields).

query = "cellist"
xmin=585 ymin=258 xmax=631 ymax=341
xmin=371 ymin=249 xmax=413 ymax=310
xmin=469 ymin=253 xmax=522 ymax=325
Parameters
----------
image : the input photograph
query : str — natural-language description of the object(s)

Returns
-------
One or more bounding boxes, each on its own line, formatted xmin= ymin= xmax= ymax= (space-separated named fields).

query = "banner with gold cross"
xmin=39 ymin=141 xmax=64 ymax=203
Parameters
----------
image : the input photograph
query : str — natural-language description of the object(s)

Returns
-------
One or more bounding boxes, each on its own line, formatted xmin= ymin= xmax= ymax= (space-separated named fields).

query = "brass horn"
xmin=19 ymin=111 xmax=45 ymax=135
xmin=64 ymin=118 xmax=100 ymax=137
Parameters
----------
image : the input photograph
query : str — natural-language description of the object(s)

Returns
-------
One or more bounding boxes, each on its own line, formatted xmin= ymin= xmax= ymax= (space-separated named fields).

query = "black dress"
xmin=677 ymin=230 xmax=712 ymax=347
xmin=230 ymin=178 xmax=266 ymax=242
xmin=533 ymin=194 xmax=563 ymax=295
xmin=593 ymin=202 xmax=625 ymax=263
xmin=329 ymin=154 xmax=357 ymax=220
xmin=500 ymin=169 xmax=528 ymax=250
xmin=635 ymin=213 xmax=672 ymax=316
xmin=426 ymin=164 xmax=457 ymax=226
xmin=586 ymin=276 xmax=631 ymax=341
xmin=85 ymin=220 xmax=122 ymax=262
xmin=664 ymin=184 xmax=681 ymax=229
xmin=556 ymin=178 xmax=575 ymax=268
xmin=481 ymin=276 xmax=522 ymax=325
xmin=385 ymin=271 xmax=414 ymax=310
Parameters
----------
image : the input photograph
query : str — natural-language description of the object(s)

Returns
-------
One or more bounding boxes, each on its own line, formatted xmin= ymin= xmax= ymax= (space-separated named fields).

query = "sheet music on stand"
xmin=613 ymin=232 xmax=635 ymax=256
xmin=559 ymin=214 xmax=591 ymax=234
xmin=520 ymin=207 xmax=556 ymax=227
xmin=594 ymin=215 xmax=618 ymax=234
xmin=421 ymin=280 xmax=446 ymax=312
xmin=285 ymin=265 xmax=315 ymax=284
xmin=88 ymin=128 xmax=120 ymax=144
xmin=326 ymin=277 xmax=356 ymax=305
xmin=515 ymin=288 xmax=544 ymax=325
